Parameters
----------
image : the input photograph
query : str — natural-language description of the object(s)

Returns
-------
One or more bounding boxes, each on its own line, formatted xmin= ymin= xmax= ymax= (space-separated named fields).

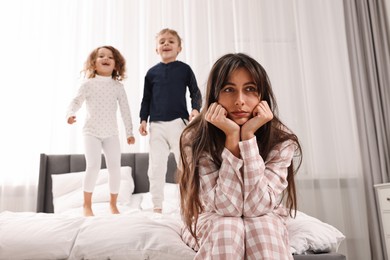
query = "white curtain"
xmin=0 ymin=0 xmax=372 ymax=258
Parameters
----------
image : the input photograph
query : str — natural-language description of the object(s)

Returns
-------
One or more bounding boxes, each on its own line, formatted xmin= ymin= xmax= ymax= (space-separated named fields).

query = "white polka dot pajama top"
xmin=66 ymin=75 xmax=134 ymax=139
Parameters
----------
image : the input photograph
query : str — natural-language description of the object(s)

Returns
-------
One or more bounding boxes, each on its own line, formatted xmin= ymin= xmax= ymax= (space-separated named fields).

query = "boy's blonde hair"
xmin=156 ymin=28 xmax=182 ymax=47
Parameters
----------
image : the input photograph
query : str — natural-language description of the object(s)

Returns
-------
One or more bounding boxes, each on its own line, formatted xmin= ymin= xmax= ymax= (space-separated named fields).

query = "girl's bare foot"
xmin=110 ymin=193 xmax=120 ymax=214
xmin=83 ymin=206 xmax=94 ymax=217
xmin=153 ymin=208 xmax=162 ymax=214
xmin=110 ymin=204 xmax=120 ymax=214
xmin=83 ymin=192 xmax=94 ymax=216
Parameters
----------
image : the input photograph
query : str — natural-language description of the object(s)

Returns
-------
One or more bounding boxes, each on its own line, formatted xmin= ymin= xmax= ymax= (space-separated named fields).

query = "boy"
xmin=139 ymin=28 xmax=202 ymax=213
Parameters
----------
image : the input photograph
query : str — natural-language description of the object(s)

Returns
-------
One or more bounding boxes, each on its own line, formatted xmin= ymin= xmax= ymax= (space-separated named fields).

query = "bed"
xmin=0 ymin=153 xmax=346 ymax=260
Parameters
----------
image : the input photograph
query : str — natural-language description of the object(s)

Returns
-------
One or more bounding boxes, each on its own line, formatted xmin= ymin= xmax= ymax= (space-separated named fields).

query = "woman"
xmin=179 ymin=53 xmax=302 ymax=259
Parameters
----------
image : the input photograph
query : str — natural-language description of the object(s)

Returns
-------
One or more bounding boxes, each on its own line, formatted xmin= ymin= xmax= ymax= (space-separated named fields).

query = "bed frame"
xmin=36 ymin=152 xmax=346 ymax=260
xmin=37 ymin=153 xmax=177 ymax=213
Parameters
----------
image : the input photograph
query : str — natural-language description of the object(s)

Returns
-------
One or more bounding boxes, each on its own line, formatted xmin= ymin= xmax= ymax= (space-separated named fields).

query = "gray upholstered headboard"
xmin=37 ymin=153 xmax=177 ymax=213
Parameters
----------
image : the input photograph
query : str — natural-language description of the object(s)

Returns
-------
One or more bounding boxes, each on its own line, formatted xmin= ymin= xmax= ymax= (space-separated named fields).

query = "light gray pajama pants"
xmin=148 ymin=118 xmax=187 ymax=209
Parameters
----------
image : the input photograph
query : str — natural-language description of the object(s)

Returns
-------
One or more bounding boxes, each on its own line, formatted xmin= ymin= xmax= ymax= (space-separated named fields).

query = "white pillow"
xmin=140 ymin=183 xmax=180 ymax=214
xmin=0 ymin=211 xmax=84 ymax=260
xmin=287 ymin=211 xmax=346 ymax=254
xmin=68 ymin=212 xmax=195 ymax=260
xmin=52 ymin=167 xmax=134 ymax=213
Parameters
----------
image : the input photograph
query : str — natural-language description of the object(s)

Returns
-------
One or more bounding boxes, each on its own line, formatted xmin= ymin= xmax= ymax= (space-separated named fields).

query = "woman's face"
xmin=217 ymin=68 xmax=260 ymax=126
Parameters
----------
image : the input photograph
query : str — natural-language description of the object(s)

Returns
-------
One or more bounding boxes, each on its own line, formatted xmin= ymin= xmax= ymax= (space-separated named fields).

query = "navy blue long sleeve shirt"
xmin=139 ymin=61 xmax=202 ymax=122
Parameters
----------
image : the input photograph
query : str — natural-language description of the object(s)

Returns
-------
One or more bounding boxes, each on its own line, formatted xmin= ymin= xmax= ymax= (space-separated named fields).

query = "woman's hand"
xmin=241 ymin=101 xmax=273 ymax=140
xmin=205 ymin=103 xmax=240 ymax=156
xmin=205 ymin=103 xmax=240 ymax=135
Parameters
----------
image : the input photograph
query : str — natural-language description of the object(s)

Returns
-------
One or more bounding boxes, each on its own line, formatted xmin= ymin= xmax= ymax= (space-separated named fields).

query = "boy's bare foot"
xmin=83 ymin=207 xmax=94 ymax=217
xmin=110 ymin=205 xmax=120 ymax=214
xmin=153 ymin=208 xmax=162 ymax=214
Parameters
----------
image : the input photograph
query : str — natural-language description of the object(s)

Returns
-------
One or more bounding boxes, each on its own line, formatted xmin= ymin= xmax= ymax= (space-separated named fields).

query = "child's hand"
xmin=139 ymin=121 xmax=148 ymax=136
xmin=241 ymin=101 xmax=273 ymax=140
xmin=189 ymin=109 xmax=199 ymax=121
xmin=67 ymin=116 xmax=76 ymax=124
xmin=127 ymin=136 xmax=135 ymax=145
xmin=205 ymin=103 xmax=240 ymax=135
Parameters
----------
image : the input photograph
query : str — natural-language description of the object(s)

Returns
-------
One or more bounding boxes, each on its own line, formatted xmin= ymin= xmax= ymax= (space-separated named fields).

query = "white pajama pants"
xmin=83 ymin=135 xmax=121 ymax=194
xmin=148 ymin=118 xmax=187 ymax=209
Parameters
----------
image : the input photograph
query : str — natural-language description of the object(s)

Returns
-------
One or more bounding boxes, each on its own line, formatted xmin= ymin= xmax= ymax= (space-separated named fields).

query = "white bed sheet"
xmin=69 ymin=211 xmax=195 ymax=260
xmin=0 ymin=184 xmax=345 ymax=260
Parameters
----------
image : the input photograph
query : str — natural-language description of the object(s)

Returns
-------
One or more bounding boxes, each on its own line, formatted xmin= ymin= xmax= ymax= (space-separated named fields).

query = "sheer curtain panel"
xmin=343 ymin=0 xmax=390 ymax=259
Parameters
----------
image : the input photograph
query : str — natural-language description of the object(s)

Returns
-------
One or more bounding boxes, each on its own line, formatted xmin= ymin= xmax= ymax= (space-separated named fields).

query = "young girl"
xmin=179 ymin=53 xmax=302 ymax=259
xmin=67 ymin=46 xmax=135 ymax=217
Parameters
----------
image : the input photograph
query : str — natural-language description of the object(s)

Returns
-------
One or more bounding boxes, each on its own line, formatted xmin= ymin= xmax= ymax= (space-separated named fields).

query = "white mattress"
xmin=0 ymin=185 xmax=345 ymax=260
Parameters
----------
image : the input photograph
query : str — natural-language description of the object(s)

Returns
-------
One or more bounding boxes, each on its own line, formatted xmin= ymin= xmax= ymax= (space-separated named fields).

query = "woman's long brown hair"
xmin=178 ymin=53 xmax=302 ymax=241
